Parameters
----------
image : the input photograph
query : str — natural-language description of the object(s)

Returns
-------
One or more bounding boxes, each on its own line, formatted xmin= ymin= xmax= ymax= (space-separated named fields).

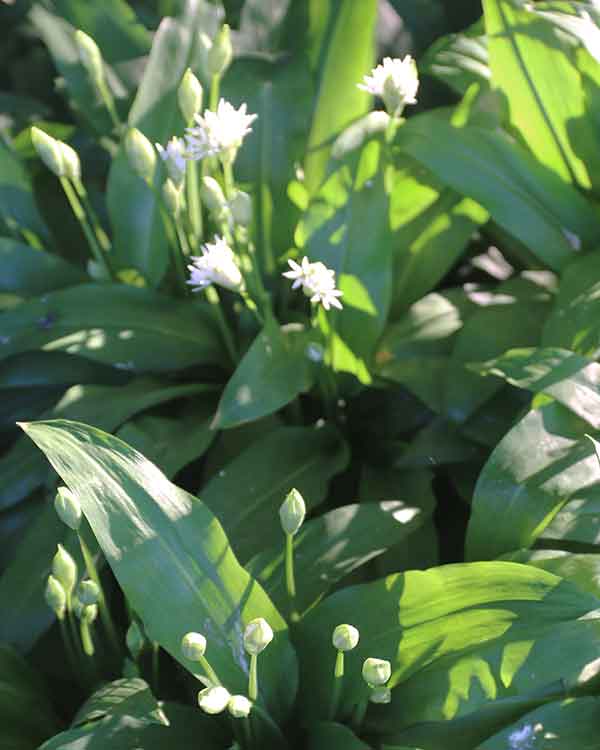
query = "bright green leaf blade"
xmin=421 ymin=19 xmax=489 ymax=95
xmin=472 ymin=346 xmax=600 ymax=428
xmin=467 ymin=402 xmax=600 ymax=560
xmin=0 ymin=142 xmax=50 ymax=245
xmin=0 ymin=238 xmax=85 ymax=296
xmin=213 ymin=322 xmax=315 ymax=430
xmin=0 ymin=283 xmax=222 ymax=371
xmin=72 ymin=678 xmax=165 ymax=727
xmin=22 ymin=419 xmax=297 ymax=720
xmin=246 ymin=500 xmax=427 ymax=616
xmin=503 ymin=550 xmax=600 ymax=599
xmin=200 ymin=424 xmax=349 ymax=562
xmin=306 ymin=721 xmax=371 ymax=749
xmin=296 ymin=562 xmax=600 ymax=733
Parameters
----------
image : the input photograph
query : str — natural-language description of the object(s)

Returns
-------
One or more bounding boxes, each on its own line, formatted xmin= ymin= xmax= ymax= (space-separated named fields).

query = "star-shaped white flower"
xmin=155 ymin=136 xmax=186 ymax=185
xmin=358 ymin=56 xmax=419 ymax=115
xmin=283 ymin=257 xmax=343 ymax=311
xmin=185 ymin=99 xmax=257 ymax=163
xmin=187 ymin=236 xmax=243 ymax=292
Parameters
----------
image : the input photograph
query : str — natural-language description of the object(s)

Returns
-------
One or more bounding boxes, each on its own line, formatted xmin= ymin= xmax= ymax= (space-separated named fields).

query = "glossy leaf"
xmin=0 ymin=351 xmax=128 ymax=389
xmin=23 ymin=419 xmax=297 ymax=720
xmin=0 ymin=238 xmax=85 ymax=296
xmin=504 ymin=550 xmax=600 ymax=599
xmin=306 ymin=722 xmax=371 ymax=750
xmin=0 ymin=141 xmax=49 ymax=245
xmin=296 ymin=562 xmax=600 ymax=734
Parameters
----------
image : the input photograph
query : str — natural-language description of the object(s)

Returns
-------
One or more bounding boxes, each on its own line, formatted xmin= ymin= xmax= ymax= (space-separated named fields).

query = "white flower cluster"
xmin=187 ymin=236 xmax=243 ymax=292
xmin=155 ymin=136 xmax=187 ymax=185
xmin=358 ymin=56 xmax=419 ymax=115
xmin=283 ymin=256 xmax=343 ymax=311
xmin=185 ymin=99 xmax=257 ymax=163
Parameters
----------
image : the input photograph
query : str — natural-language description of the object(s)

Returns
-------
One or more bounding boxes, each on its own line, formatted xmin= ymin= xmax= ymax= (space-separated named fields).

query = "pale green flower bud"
xmin=229 ymin=190 xmax=252 ymax=227
xmin=77 ymin=579 xmax=100 ymax=606
xmin=181 ymin=632 xmax=207 ymax=661
xmin=207 ymin=25 xmax=233 ymax=78
xmin=162 ymin=179 xmax=182 ymax=217
xmin=54 ymin=486 xmax=82 ymax=531
xmin=81 ymin=603 xmax=98 ymax=624
xmin=178 ymin=68 xmax=203 ymax=123
xmin=362 ymin=657 xmax=391 ymax=687
xmin=124 ymin=128 xmax=156 ymax=183
xmin=45 ymin=575 xmax=66 ymax=620
xmin=74 ymin=30 xmax=105 ymax=86
xmin=279 ymin=488 xmax=306 ymax=536
xmin=31 ymin=127 xmax=65 ymax=177
xmin=126 ymin=621 xmax=146 ymax=659
xmin=228 ymin=694 xmax=252 ymax=718
xmin=200 ymin=176 xmax=227 ymax=213
xmin=369 ymin=686 xmax=391 ymax=704
xmin=52 ymin=544 xmax=77 ymax=598
xmin=243 ymin=617 xmax=273 ymax=655
xmin=58 ymin=142 xmax=81 ymax=182
xmin=332 ymin=624 xmax=359 ymax=652
xmin=198 ymin=685 xmax=230 ymax=714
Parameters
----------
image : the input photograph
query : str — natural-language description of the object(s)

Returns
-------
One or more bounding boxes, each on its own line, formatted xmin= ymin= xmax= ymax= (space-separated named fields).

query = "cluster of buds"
xmin=31 ymin=127 xmax=81 ymax=181
xmin=362 ymin=657 xmax=392 ymax=704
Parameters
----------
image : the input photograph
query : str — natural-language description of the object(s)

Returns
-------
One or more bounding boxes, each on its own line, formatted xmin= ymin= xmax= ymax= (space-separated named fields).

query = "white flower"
xmin=187 ymin=236 xmax=243 ymax=292
xmin=156 ymin=136 xmax=186 ymax=185
xmin=185 ymin=98 xmax=257 ymax=163
xmin=197 ymin=685 xmax=231 ymax=715
xmin=283 ymin=257 xmax=343 ymax=311
xmin=358 ymin=56 xmax=419 ymax=115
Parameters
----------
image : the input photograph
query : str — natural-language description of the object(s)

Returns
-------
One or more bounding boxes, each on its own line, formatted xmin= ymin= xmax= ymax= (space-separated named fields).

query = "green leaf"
xmin=472 ymin=346 xmax=600 ymax=428
xmin=200 ymin=424 xmax=348 ymax=563
xmin=0 ymin=351 xmax=128 ymax=389
xmin=477 ymin=697 xmax=600 ymax=750
xmin=503 ymin=550 xmax=600 ymax=599
xmin=303 ymin=0 xmax=377 ymax=193
xmin=0 ymin=238 xmax=85 ymax=296
xmin=483 ymin=0 xmax=595 ymax=190
xmin=72 ymin=678 xmax=165 ymax=727
xmin=467 ymin=402 xmax=600 ymax=560
xmin=396 ymin=114 xmax=598 ymax=269
xmin=0 ymin=283 xmax=222 ymax=371
xmin=421 ymin=19 xmax=489 ymax=95
xmin=246 ymin=500 xmax=427 ymax=616
xmin=22 ymin=419 xmax=297 ymax=720
xmin=306 ymin=722 xmax=371 ymax=749
xmin=296 ymin=562 xmax=600 ymax=734
xmin=212 ymin=322 xmax=315 ymax=430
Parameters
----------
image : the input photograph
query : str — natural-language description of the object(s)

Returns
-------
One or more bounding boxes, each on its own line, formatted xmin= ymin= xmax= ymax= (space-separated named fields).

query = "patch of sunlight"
xmin=500 ymin=640 xmax=534 ymax=688
xmin=118 ymin=329 xmax=135 ymax=340
xmin=329 ymin=224 xmax=347 ymax=245
xmin=576 ymin=655 xmax=600 ymax=684
xmin=339 ymin=274 xmax=377 ymax=316
xmin=236 ymin=385 xmax=252 ymax=406
xmin=380 ymin=501 xmax=420 ymax=524
xmin=443 ymin=657 xmax=497 ymax=719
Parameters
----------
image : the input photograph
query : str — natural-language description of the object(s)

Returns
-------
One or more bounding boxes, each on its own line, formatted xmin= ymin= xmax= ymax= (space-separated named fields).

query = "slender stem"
xmin=59 ymin=616 xmax=80 ymax=678
xmin=78 ymin=534 xmax=121 ymax=658
xmin=151 ymin=641 xmax=160 ymax=695
xmin=205 ymin=285 xmax=237 ymax=365
xmin=173 ymin=217 xmax=192 ymax=292
xmin=248 ymin=653 xmax=258 ymax=702
xmin=209 ymin=75 xmax=220 ymax=111
xmin=284 ymin=533 xmax=299 ymax=623
xmin=60 ymin=177 xmax=112 ymax=279
xmin=74 ymin=179 xmax=113 ymax=255
xmin=80 ymin=619 xmax=95 ymax=657
xmin=351 ymin=697 xmax=368 ymax=731
xmin=241 ymin=717 xmax=253 ymax=749
xmin=186 ymin=160 xmax=203 ymax=244
xmin=198 ymin=653 xmax=221 ymax=687
xmin=97 ymin=78 xmax=122 ymax=133
xmin=222 ymin=159 xmax=235 ymax=200
xmin=328 ymin=650 xmax=344 ymax=720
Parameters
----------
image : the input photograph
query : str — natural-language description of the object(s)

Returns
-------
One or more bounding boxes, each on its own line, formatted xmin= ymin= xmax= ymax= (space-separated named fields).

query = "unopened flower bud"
xmin=369 ymin=686 xmax=391 ymax=704
xmin=58 ymin=142 xmax=81 ymax=182
xmin=332 ymin=624 xmax=359 ymax=652
xmin=201 ymin=176 xmax=227 ymax=213
xmin=228 ymin=694 xmax=252 ymax=718
xmin=279 ymin=488 xmax=306 ymax=536
xmin=162 ymin=179 xmax=182 ymax=216
xmin=77 ymin=579 xmax=100 ymax=606
xmin=362 ymin=657 xmax=391 ymax=687
xmin=178 ymin=68 xmax=203 ymax=123
xmin=229 ymin=190 xmax=252 ymax=227
xmin=52 ymin=544 xmax=77 ymax=598
xmin=54 ymin=486 xmax=82 ymax=531
xmin=126 ymin=621 xmax=146 ymax=659
xmin=74 ymin=30 xmax=105 ymax=87
xmin=31 ymin=127 xmax=65 ymax=177
xmin=81 ymin=603 xmax=98 ymax=624
xmin=45 ymin=575 xmax=66 ymax=620
xmin=207 ymin=25 xmax=233 ymax=78
xmin=198 ymin=685 xmax=230 ymax=714
xmin=124 ymin=128 xmax=156 ymax=183
xmin=181 ymin=632 xmax=207 ymax=661
xmin=243 ymin=618 xmax=273 ymax=655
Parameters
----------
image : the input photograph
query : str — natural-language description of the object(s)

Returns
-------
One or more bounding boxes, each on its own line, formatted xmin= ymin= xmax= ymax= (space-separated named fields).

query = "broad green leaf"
xmin=396 ymin=114 xmax=598 ymax=269
xmin=0 ymin=141 xmax=49 ymax=245
xmin=296 ymin=562 xmax=600 ymax=734
xmin=477 ymin=697 xmax=600 ymax=750
xmin=0 ymin=238 xmax=85 ymax=296
xmin=483 ymin=0 xmax=595 ymax=190
xmin=72 ymin=678 xmax=165 ymax=727
xmin=23 ymin=420 xmax=298 ymax=721
xmin=503 ymin=550 xmax=600 ymax=599
xmin=0 ymin=351 xmax=128 ymax=389
xmin=421 ymin=19 xmax=489 ymax=95
xmin=0 ymin=283 xmax=222 ymax=371
xmin=200 ymin=424 xmax=349 ymax=562
xmin=246 ymin=500 xmax=427 ymax=616
xmin=397 ymin=417 xmax=483 ymax=468
xmin=539 ymin=491 xmax=600 ymax=549
xmin=303 ymin=0 xmax=377 ymax=193
xmin=306 ymin=722 xmax=371 ymax=749
xmin=467 ymin=402 xmax=600 ymax=560
xmin=472 ymin=346 xmax=600 ymax=428
xmin=212 ymin=322 xmax=316 ymax=430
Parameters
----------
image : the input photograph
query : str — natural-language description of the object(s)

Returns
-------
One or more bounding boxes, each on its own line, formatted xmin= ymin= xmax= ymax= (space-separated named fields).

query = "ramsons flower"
xmin=185 ymin=99 xmax=257 ymax=163
xmin=283 ymin=256 xmax=343 ymax=311
xmin=358 ymin=56 xmax=419 ymax=115
xmin=156 ymin=136 xmax=186 ymax=186
xmin=187 ymin=236 xmax=243 ymax=292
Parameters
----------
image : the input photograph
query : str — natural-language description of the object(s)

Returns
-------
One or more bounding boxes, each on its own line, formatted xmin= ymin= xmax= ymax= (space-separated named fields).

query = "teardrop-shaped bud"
xmin=243 ymin=617 xmax=273 ymax=655
xmin=31 ymin=127 xmax=65 ymax=177
xmin=279 ymin=488 xmax=306 ymax=536
xmin=52 ymin=544 xmax=78 ymax=598
xmin=178 ymin=68 xmax=203 ymax=123
xmin=54 ymin=486 xmax=82 ymax=531
xmin=45 ymin=575 xmax=66 ymax=620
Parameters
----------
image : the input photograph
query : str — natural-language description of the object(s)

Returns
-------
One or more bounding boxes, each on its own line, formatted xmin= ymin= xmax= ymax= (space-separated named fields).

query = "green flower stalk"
xmin=74 ymin=29 xmax=121 ymax=131
xmin=79 ymin=603 xmax=98 ymax=657
xmin=181 ymin=632 xmax=221 ymax=687
xmin=329 ymin=624 xmax=359 ymax=720
xmin=243 ymin=618 xmax=273 ymax=702
xmin=279 ymin=488 xmax=306 ymax=622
